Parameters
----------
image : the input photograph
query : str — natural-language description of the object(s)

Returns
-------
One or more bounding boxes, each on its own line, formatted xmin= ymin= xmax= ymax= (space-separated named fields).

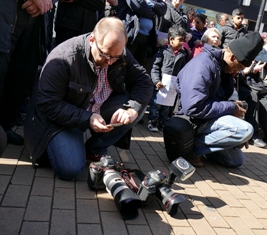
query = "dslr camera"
xmin=87 ymin=156 xmax=195 ymax=219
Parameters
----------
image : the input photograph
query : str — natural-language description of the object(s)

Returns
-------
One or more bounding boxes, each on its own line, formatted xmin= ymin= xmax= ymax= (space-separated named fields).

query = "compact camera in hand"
xmin=240 ymin=100 xmax=248 ymax=110
xmin=87 ymin=156 xmax=195 ymax=219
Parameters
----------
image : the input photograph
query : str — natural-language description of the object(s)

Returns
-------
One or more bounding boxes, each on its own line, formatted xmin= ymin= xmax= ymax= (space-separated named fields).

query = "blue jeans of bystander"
xmin=194 ymin=115 xmax=253 ymax=167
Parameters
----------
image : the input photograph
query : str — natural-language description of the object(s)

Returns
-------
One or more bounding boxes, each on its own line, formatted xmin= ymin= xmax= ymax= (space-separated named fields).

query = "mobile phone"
xmin=106 ymin=123 xmax=123 ymax=127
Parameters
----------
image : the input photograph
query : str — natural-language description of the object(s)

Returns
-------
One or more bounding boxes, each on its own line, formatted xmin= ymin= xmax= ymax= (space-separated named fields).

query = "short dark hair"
xmin=168 ymin=25 xmax=186 ymax=42
xmin=194 ymin=13 xmax=207 ymax=24
xmin=232 ymin=8 xmax=244 ymax=16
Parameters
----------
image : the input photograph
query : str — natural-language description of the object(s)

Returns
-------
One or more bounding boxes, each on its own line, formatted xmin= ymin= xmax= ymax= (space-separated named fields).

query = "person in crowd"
xmin=116 ymin=0 xmax=167 ymax=66
xmin=177 ymin=32 xmax=264 ymax=168
xmin=24 ymin=17 xmax=154 ymax=180
xmin=54 ymin=0 xmax=107 ymax=46
xmin=183 ymin=5 xmax=195 ymax=28
xmin=220 ymin=8 xmax=248 ymax=48
xmin=163 ymin=0 xmax=190 ymax=33
xmin=237 ymin=61 xmax=267 ymax=148
xmin=148 ymin=25 xmax=187 ymax=132
xmin=207 ymin=20 xmax=216 ymax=28
xmin=0 ymin=0 xmax=53 ymax=145
xmin=187 ymin=13 xmax=207 ymax=49
xmin=215 ymin=13 xmax=229 ymax=28
xmin=242 ymin=18 xmax=249 ymax=31
xmin=191 ymin=27 xmax=221 ymax=58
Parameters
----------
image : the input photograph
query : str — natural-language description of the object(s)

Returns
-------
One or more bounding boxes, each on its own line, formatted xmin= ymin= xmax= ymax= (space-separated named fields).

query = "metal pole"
xmin=255 ymin=0 xmax=267 ymax=31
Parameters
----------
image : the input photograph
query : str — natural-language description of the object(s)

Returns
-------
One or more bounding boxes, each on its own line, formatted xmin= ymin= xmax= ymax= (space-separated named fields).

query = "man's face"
xmin=219 ymin=15 xmax=228 ymax=26
xmin=232 ymin=14 xmax=244 ymax=28
xmin=90 ymin=32 xmax=126 ymax=68
xmin=223 ymin=51 xmax=246 ymax=74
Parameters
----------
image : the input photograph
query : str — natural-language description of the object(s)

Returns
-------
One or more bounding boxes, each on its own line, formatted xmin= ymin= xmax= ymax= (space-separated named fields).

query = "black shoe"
xmin=249 ymin=138 xmax=266 ymax=148
xmin=6 ymin=129 xmax=24 ymax=145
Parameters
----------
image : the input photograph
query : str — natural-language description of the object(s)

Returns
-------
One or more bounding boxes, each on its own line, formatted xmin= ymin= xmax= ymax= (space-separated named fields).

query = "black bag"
xmin=163 ymin=115 xmax=195 ymax=162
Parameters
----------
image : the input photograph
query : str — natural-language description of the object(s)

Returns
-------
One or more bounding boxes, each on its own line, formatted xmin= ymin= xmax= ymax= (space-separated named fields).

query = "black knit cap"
xmin=229 ymin=31 xmax=264 ymax=67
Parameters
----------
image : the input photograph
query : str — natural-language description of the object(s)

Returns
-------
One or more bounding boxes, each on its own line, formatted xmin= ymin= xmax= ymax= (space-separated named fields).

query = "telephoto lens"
xmin=156 ymin=186 xmax=185 ymax=217
xmin=103 ymin=169 xmax=142 ymax=220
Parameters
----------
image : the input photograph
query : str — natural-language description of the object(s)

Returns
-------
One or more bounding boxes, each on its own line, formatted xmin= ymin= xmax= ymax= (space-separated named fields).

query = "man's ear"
xmin=89 ymin=34 xmax=95 ymax=45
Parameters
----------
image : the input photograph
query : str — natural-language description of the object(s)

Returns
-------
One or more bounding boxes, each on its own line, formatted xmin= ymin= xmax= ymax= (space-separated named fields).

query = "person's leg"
xmin=259 ymin=97 xmax=267 ymax=138
xmin=205 ymin=147 xmax=245 ymax=168
xmin=55 ymin=26 xmax=81 ymax=46
xmin=47 ymin=128 xmax=86 ymax=180
xmin=85 ymin=93 xmax=146 ymax=154
xmin=194 ymin=115 xmax=253 ymax=156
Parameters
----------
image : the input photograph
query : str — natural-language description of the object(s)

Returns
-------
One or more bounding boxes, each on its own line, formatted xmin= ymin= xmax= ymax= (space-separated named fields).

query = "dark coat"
xmin=219 ymin=20 xmax=248 ymax=48
xmin=150 ymin=45 xmax=187 ymax=85
xmin=55 ymin=0 xmax=105 ymax=33
xmin=24 ymin=33 xmax=153 ymax=164
xmin=162 ymin=1 xmax=190 ymax=33
xmin=116 ymin=0 xmax=167 ymax=45
xmin=177 ymin=44 xmax=236 ymax=121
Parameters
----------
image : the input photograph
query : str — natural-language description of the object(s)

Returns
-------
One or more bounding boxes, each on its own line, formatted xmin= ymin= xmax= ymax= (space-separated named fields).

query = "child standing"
xmin=148 ymin=25 xmax=188 ymax=132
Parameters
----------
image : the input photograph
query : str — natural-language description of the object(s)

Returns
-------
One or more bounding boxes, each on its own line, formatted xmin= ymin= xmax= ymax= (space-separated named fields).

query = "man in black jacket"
xmin=220 ymin=8 xmax=247 ymax=48
xmin=24 ymin=17 xmax=154 ymax=180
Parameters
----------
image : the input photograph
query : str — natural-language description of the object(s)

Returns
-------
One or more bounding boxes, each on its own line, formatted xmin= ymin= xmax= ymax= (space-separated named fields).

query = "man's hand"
xmin=234 ymin=100 xmax=247 ymax=119
xmin=110 ymin=108 xmax=138 ymax=125
xmin=156 ymin=81 xmax=165 ymax=89
xmin=89 ymin=113 xmax=114 ymax=133
xmin=22 ymin=0 xmax=53 ymax=17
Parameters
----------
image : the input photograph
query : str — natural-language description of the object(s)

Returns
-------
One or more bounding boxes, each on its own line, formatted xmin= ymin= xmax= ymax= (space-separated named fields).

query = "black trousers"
xmin=0 ymin=4 xmax=40 ymax=130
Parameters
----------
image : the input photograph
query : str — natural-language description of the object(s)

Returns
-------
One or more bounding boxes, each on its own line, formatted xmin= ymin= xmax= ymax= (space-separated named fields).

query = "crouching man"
xmin=24 ymin=17 xmax=153 ymax=180
xmin=177 ymin=32 xmax=263 ymax=167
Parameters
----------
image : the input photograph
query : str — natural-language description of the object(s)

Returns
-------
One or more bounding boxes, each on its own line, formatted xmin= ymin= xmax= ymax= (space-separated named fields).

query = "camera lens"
xmin=103 ymin=169 xmax=142 ymax=220
xmin=157 ymin=186 xmax=185 ymax=217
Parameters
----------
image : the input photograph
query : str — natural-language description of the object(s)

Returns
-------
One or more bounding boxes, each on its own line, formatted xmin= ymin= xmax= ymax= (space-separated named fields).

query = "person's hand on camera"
xmin=234 ymin=100 xmax=247 ymax=119
xmin=89 ymin=113 xmax=114 ymax=133
xmin=111 ymin=108 xmax=138 ymax=125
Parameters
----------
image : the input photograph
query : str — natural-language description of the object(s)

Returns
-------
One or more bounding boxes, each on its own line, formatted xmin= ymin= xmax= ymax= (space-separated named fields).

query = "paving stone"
xmin=232 ymin=207 xmax=265 ymax=229
xmin=172 ymin=226 xmax=197 ymax=235
xmin=187 ymin=214 xmax=216 ymax=235
xmin=215 ymin=190 xmax=243 ymax=207
xmin=55 ymin=177 xmax=75 ymax=188
xmin=1 ymin=184 xmax=30 ymax=207
xmin=239 ymin=199 xmax=267 ymax=219
xmin=31 ymin=177 xmax=54 ymax=196
xmin=77 ymin=199 xmax=100 ymax=223
xmin=24 ymin=196 xmax=52 ymax=221
xmin=127 ymin=225 xmax=152 ymax=235
xmin=0 ymin=175 xmax=11 ymax=194
xmin=224 ymin=216 xmax=255 ymax=235
xmin=53 ymin=188 xmax=75 ymax=209
xmin=101 ymin=211 xmax=128 ymax=235
xmin=35 ymin=167 xmax=55 ymax=178
xmin=0 ymin=161 xmax=16 ymax=175
xmin=252 ymin=230 xmax=267 ymax=235
xmin=20 ymin=221 xmax=49 ymax=235
xmin=77 ymin=224 xmax=102 ymax=235
xmin=0 ymin=207 xmax=24 ymax=234
xmin=145 ymin=212 xmax=174 ymax=235
xmin=245 ymin=192 xmax=267 ymax=209
xmin=213 ymin=228 xmax=237 ymax=235
xmin=11 ymin=165 xmax=35 ymax=185
xmin=76 ymin=180 xmax=97 ymax=199
xmin=50 ymin=209 xmax=76 ymax=235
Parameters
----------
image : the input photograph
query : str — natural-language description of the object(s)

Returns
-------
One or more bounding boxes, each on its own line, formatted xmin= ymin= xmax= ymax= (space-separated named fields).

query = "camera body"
xmin=88 ymin=156 xmax=195 ymax=219
xmin=240 ymin=100 xmax=248 ymax=110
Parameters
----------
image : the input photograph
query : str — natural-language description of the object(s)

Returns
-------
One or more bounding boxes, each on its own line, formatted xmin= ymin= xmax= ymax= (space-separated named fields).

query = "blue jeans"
xmin=194 ymin=115 xmax=253 ymax=167
xmin=47 ymin=93 xmax=146 ymax=180
xmin=148 ymin=90 xmax=170 ymax=122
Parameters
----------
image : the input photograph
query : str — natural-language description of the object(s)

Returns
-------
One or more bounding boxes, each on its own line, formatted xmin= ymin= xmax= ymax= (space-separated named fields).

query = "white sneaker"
xmin=148 ymin=120 xmax=158 ymax=132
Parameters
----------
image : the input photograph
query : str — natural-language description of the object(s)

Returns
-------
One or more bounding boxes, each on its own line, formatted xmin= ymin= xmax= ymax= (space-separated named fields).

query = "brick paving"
xmin=0 ymin=117 xmax=267 ymax=235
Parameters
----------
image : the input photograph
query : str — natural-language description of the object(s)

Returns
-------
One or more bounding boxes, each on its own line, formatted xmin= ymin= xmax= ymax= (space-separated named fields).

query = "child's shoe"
xmin=148 ymin=120 xmax=158 ymax=132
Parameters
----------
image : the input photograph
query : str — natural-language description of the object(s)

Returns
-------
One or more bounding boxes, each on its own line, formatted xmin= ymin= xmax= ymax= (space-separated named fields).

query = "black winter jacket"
xmin=55 ymin=0 xmax=105 ymax=34
xmin=162 ymin=1 xmax=190 ymax=33
xmin=219 ymin=20 xmax=248 ymax=48
xmin=150 ymin=45 xmax=187 ymax=86
xmin=24 ymin=33 xmax=153 ymax=164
